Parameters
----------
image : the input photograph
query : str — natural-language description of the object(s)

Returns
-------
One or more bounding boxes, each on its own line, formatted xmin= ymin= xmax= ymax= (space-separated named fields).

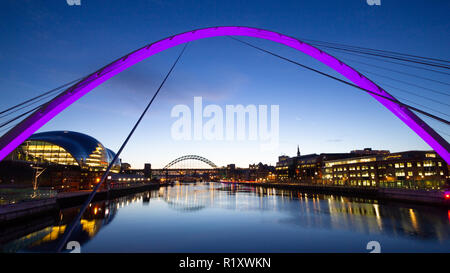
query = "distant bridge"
xmin=152 ymin=155 xmax=220 ymax=182
xmin=163 ymin=155 xmax=217 ymax=169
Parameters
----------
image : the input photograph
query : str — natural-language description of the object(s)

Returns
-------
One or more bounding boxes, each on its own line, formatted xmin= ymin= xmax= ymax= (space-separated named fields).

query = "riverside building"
xmin=275 ymin=146 xmax=383 ymax=183
xmin=1 ymin=131 xmax=121 ymax=190
xmin=275 ymin=147 xmax=449 ymax=190
xmin=322 ymin=151 xmax=449 ymax=190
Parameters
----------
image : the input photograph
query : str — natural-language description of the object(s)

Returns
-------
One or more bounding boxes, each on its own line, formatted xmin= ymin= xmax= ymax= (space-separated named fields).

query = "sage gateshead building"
xmin=6 ymin=130 xmax=121 ymax=173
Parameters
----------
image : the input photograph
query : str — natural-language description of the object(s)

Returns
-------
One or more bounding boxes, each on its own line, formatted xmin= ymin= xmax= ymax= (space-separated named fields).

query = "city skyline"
xmin=1 ymin=0 xmax=449 ymax=169
xmin=1 ymin=0 xmax=449 ymax=257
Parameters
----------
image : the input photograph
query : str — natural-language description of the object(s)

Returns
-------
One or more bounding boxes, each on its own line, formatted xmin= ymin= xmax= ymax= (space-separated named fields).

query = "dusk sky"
xmin=1 ymin=0 xmax=449 ymax=168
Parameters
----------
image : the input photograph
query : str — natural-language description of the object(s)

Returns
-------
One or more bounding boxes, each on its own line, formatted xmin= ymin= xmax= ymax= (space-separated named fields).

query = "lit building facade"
xmin=249 ymin=162 xmax=276 ymax=182
xmin=223 ymin=164 xmax=249 ymax=181
xmin=1 ymin=131 xmax=121 ymax=190
xmin=275 ymin=155 xmax=297 ymax=181
xmin=274 ymin=147 xmax=449 ymax=191
xmin=295 ymin=153 xmax=359 ymax=184
xmin=323 ymin=151 xmax=449 ymax=190
xmin=7 ymin=131 xmax=121 ymax=173
xmin=275 ymin=146 xmax=365 ymax=183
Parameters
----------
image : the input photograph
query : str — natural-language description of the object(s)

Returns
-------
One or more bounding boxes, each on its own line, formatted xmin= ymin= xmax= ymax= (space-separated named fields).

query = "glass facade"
xmin=7 ymin=131 xmax=120 ymax=173
xmin=16 ymin=140 xmax=79 ymax=166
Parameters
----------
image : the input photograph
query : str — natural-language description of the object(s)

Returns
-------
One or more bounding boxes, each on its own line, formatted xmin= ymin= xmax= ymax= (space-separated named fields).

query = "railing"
xmin=0 ymin=187 xmax=57 ymax=205
xmin=108 ymin=181 xmax=150 ymax=190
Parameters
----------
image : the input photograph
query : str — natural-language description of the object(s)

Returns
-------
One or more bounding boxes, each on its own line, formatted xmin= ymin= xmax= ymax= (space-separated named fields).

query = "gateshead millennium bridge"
xmin=0 ymin=26 xmax=448 ymax=165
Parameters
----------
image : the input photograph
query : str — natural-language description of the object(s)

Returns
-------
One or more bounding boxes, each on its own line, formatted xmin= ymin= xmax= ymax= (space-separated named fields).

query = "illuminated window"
xmin=423 ymin=161 xmax=435 ymax=167
xmin=20 ymin=141 xmax=78 ymax=166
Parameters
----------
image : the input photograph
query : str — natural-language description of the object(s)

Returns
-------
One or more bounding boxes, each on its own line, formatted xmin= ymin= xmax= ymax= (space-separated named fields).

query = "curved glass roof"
xmin=106 ymin=148 xmax=121 ymax=166
xmin=29 ymin=131 xmax=104 ymax=162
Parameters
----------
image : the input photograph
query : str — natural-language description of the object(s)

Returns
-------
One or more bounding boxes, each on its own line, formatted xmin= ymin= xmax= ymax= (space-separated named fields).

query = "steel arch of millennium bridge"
xmin=0 ymin=26 xmax=448 ymax=164
xmin=163 ymin=155 xmax=218 ymax=169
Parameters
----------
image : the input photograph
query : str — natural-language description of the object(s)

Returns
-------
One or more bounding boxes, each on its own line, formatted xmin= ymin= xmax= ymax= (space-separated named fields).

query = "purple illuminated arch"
xmin=0 ymin=26 xmax=449 ymax=163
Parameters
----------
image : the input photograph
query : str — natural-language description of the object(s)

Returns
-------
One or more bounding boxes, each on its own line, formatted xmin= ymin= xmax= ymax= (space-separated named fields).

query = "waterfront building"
xmin=225 ymin=164 xmax=237 ymax=180
xmin=350 ymin=148 xmax=390 ymax=156
xmin=223 ymin=164 xmax=251 ymax=181
xmin=249 ymin=162 xmax=276 ymax=182
xmin=295 ymin=153 xmax=358 ymax=184
xmin=1 ymin=131 xmax=121 ymax=189
xmin=323 ymin=151 xmax=449 ymax=190
xmin=121 ymin=162 xmax=132 ymax=171
xmin=275 ymin=146 xmax=377 ymax=182
xmin=275 ymin=155 xmax=297 ymax=181
xmin=6 ymin=131 xmax=121 ymax=172
xmin=144 ymin=163 xmax=152 ymax=178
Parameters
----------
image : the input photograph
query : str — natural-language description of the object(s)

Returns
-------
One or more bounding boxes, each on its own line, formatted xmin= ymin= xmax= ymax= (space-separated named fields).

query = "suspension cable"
xmin=228 ymin=36 xmax=450 ymax=126
xmin=55 ymin=43 xmax=189 ymax=252
xmin=0 ymin=91 xmax=63 ymax=120
xmin=0 ymin=44 xmax=157 ymax=131
xmin=415 ymin=114 xmax=450 ymax=138
xmin=389 ymin=94 xmax=450 ymax=118
xmin=376 ymin=82 xmax=450 ymax=111
xmin=0 ymin=78 xmax=82 ymax=116
xmin=297 ymin=38 xmax=450 ymax=64
xmin=253 ymin=31 xmax=449 ymax=65
xmin=305 ymin=43 xmax=450 ymax=70
xmin=0 ymin=105 xmax=43 ymax=129
xmin=338 ymin=57 xmax=450 ymax=87
xmin=318 ymin=46 xmax=450 ymax=76
xmin=356 ymin=68 xmax=450 ymax=97
xmin=253 ymin=31 xmax=450 ymax=76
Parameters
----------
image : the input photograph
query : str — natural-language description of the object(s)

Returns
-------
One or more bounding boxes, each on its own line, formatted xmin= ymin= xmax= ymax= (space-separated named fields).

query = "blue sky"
xmin=1 ymin=0 xmax=449 ymax=168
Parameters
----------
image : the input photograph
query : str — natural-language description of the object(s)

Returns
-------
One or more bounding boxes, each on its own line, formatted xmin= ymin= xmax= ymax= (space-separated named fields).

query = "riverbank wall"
xmin=220 ymin=181 xmax=450 ymax=207
xmin=0 ymin=182 xmax=160 ymax=225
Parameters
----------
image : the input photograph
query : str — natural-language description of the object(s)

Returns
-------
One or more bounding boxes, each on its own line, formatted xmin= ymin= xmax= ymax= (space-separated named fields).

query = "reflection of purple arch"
xmin=0 ymin=26 xmax=448 ymax=163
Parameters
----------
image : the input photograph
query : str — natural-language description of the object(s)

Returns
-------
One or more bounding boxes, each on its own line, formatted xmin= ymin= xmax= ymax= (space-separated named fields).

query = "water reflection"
xmin=1 ymin=192 xmax=156 ymax=252
xmin=164 ymin=183 xmax=450 ymax=241
xmin=2 ymin=182 xmax=450 ymax=252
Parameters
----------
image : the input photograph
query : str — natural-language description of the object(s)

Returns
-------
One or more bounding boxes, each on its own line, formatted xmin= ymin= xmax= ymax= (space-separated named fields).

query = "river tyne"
xmin=2 ymin=182 xmax=450 ymax=253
